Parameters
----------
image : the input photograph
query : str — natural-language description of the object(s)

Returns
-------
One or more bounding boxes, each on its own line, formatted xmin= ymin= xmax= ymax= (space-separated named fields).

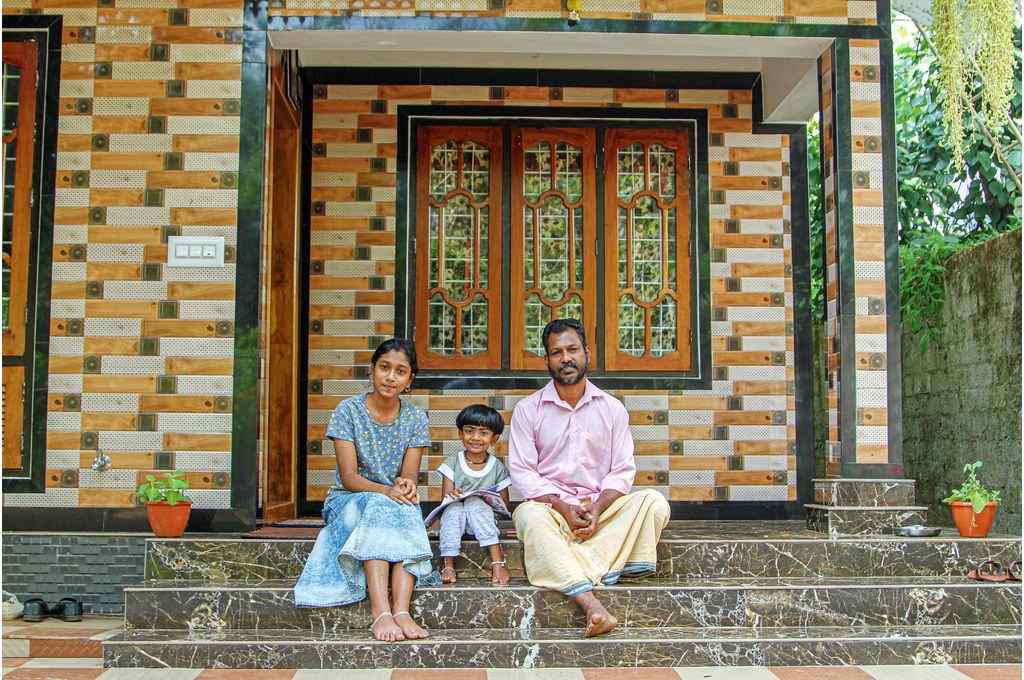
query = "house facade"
xmin=1 ymin=0 xmax=903 ymax=531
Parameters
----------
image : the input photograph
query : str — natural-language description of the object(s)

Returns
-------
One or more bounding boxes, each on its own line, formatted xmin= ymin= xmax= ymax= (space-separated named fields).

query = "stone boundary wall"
xmin=1 ymin=533 xmax=147 ymax=614
xmin=902 ymin=228 xmax=1022 ymax=536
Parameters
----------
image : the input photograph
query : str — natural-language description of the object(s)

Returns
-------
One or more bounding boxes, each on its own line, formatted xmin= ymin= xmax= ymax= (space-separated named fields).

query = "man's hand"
xmin=552 ymin=499 xmax=590 ymax=532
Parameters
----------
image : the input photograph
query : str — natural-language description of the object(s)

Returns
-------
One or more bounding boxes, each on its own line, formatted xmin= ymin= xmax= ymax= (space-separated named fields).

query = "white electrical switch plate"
xmin=167 ymin=235 xmax=225 ymax=267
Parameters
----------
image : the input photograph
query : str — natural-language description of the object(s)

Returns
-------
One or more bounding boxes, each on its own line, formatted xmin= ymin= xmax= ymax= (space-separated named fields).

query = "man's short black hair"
xmin=456 ymin=404 xmax=505 ymax=436
xmin=542 ymin=318 xmax=587 ymax=355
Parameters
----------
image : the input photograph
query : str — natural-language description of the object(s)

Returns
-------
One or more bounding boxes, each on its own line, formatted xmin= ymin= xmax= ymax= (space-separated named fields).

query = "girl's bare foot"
xmin=392 ymin=611 xmax=429 ymax=639
xmin=371 ymin=612 xmax=405 ymax=642
xmin=440 ymin=565 xmax=457 ymax=584
xmin=491 ymin=560 xmax=510 ymax=585
xmin=583 ymin=605 xmax=618 ymax=638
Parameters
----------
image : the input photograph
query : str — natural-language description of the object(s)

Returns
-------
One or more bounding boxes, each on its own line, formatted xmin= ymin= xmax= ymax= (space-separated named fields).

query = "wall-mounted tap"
xmin=90 ymin=452 xmax=112 ymax=472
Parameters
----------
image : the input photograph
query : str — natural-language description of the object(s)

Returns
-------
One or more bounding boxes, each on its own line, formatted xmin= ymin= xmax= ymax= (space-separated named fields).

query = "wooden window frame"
xmin=509 ymin=127 xmax=598 ymax=371
xmin=400 ymin=110 xmax=709 ymax=389
xmin=603 ymin=128 xmax=692 ymax=372
xmin=414 ymin=125 xmax=504 ymax=370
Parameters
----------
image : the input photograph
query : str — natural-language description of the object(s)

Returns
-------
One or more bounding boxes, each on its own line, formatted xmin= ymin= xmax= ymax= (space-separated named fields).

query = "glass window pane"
xmin=442 ymin=195 xmax=473 ymax=301
xmin=428 ymin=206 xmax=440 ymax=288
xmin=633 ymin=195 xmax=662 ymax=302
xmin=462 ymin=141 xmax=489 ymax=201
xmin=617 ymin=297 xmax=644 ymax=357
xmin=478 ymin=208 xmax=488 ymax=288
xmin=461 ymin=294 xmax=488 ymax=356
xmin=651 ymin=297 xmax=677 ymax=357
xmin=617 ymin=206 xmax=627 ymax=289
xmin=573 ymin=207 xmax=583 ymax=290
xmin=617 ymin=142 xmax=644 ymax=199
xmin=524 ymin=207 xmax=535 ymax=286
xmin=555 ymin=143 xmax=582 ymax=202
xmin=538 ymin=196 xmax=568 ymax=299
xmin=649 ymin=144 xmax=675 ymax=199
xmin=429 ymin=141 xmax=458 ymax=200
xmin=667 ymin=208 xmax=677 ymax=288
xmin=557 ymin=293 xmax=583 ymax=324
xmin=524 ymin=142 xmax=551 ymax=202
xmin=2 ymin=257 xmax=10 ymax=331
xmin=2 ymin=62 xmax=21 ymax=137
xmin=428 ymin=293 xmax=455 ymax=356
xmin=524 ymin=293 xmax=548 ymax=357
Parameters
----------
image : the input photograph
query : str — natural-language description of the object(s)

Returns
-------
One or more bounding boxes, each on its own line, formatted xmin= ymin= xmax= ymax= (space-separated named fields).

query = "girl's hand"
xmin=446 ymin=487 xmax=463 ymax=500
xmin=387 ymin=483 xmax=415 ymax=504
xmin=394 ymin=477 xmax=419 ymax=503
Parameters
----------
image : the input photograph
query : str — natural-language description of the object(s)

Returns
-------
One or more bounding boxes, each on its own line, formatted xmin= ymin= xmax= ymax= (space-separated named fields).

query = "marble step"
xmin=145 ymin=531 xmax=1023 ymax=582
xmin=102 ymin=623 xmax=1022 ymax=668
xmin=122 ymin=576 xmax=1022 ymax=631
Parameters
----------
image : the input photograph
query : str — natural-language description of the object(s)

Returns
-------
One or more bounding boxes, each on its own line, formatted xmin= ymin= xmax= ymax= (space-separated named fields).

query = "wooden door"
xmin=2 ymin=40 xmax=38 ymax=471
xmin=262 ymin=66 xmax=301 ymax=523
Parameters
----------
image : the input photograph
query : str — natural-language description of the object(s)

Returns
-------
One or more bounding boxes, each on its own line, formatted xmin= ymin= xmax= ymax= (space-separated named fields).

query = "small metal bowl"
xmin=896 ymin=525 xmax=942 ymax=538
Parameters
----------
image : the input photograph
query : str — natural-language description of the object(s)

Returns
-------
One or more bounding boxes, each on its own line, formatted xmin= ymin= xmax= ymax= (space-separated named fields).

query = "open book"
xmin=424 ymin=487 xmax=511 ymax=527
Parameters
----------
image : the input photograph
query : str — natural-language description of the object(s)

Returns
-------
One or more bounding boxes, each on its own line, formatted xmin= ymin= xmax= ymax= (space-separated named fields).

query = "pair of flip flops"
xmin=966 ymin=560 xmax=1021 ymax=582
xmin=22 ymin=597 xmax=82 ymax=623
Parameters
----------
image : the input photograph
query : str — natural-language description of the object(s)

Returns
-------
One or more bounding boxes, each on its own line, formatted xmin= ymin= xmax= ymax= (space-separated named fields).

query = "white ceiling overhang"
xmin=270 ymin=30 xmax=833 ymax=122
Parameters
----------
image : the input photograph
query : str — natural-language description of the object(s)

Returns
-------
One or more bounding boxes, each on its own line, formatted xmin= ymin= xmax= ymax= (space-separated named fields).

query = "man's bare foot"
xmin=491 ymin=561 xmax=510 ymax=585
xmin=583 ymin=606 xmax=618 ymax=638
xmin=440 ymin=565 xmax=457 ymax=584
xmin=371 ymin=612 xmax=405 ymax=642
xmin=392 ymin=611 xmax=429 ymax=639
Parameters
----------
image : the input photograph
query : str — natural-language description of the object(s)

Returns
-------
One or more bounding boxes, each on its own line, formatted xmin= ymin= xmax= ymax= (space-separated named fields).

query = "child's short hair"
xmin=456 ymin=404 xmax=505 ymax=437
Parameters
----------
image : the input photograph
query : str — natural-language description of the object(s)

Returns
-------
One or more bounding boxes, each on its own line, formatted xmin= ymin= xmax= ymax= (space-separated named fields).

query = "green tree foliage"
xmin=807 ymin=22 xmax=1021 ymax=345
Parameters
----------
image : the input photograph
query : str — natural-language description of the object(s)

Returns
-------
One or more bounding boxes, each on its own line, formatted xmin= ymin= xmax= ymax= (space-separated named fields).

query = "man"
xmin=507 ymin=318 xmax=671 ymax=638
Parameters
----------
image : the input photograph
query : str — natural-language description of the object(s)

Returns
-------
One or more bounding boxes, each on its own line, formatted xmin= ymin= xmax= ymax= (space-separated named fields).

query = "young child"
xmin=436 ymin=404 xmax=512 ymax=585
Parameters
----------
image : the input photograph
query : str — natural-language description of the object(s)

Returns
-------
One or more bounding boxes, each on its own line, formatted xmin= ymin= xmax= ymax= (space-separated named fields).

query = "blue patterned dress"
xmin=293 ymin=393 xmax=437 ymax=608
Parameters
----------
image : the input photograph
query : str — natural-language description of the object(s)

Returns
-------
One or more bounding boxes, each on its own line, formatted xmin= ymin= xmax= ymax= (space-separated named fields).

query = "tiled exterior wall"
xmin=307 ymin=83 xmax=799 ymax=504
xmin=2 ymin=0 xmax=245 ymax=510
xmin=847 ymin=38 xmax=888 ymax=465
xmin=268 ymin=0 xmax=879 ymax=24
xmin=818 ymin=39 xmax=890 ymax=475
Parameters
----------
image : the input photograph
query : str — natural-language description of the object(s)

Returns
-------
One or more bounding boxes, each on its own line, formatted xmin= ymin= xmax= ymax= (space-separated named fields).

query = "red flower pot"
xmin=949 ymin=501 xmax=998 ymax=538
xmin=145 ymin=500 xmax=192 ymax=538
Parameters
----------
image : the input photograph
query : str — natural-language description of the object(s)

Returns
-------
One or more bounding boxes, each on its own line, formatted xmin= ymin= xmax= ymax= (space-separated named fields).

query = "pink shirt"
xmin=508 ymin=380 xmax=636 ymax=505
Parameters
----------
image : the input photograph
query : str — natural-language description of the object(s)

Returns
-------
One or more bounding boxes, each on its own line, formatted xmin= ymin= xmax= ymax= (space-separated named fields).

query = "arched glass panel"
xmin=617 ymin=142 xmax=644 ymax=199
xmin=441 ymin=194 xmax=474 ymax=301
xmin=555 ymin=143 xmax=582 ymax=202
xmin=617 ymin=297 xmax=644 ymax=357
xmin=461 ymin=294 xmax=488 ymax=356
xmin=632 ymin=195 xmax=663 ymax=302
xmin=462 ymin=141 xmax=489 ymax=201
xmin=524 ymin=141 xmax=551 ymax=201
xmin=429 ymin=141 xmax=457 ymax=199
xmin=428 ymin=293 xmax=455 ymax=356
xmin=538 ymin=196 xmax=569 ymax=299
xmin=649 ymin=144 xmax=676 ymax=199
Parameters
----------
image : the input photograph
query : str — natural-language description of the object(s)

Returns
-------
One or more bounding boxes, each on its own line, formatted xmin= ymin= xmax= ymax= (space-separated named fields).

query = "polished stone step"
xmin=804 ymin=505 xmax=929 ymax=536
xmin=812 ymin=479 xmax=917 ymax=507
xmin=122 ymin=576 xmax=1022 ymax=631
xmin=144 ymin=525 xmax=1023 ymax=582
xmin=102 ymin=623 xmax=1022 ymax=668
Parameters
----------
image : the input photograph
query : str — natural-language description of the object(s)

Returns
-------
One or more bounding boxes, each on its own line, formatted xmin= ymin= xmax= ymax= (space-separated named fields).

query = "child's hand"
xmin=446 ymin=488 xmax=463 ymax=499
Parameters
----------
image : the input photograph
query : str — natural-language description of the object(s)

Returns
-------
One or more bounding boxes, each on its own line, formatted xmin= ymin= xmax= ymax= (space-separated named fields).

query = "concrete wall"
xmin=902 ymin=229 xmax=1022 ymax=536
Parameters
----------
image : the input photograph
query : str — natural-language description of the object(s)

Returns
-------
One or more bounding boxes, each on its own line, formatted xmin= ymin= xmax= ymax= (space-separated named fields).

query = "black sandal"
xmin=1009 ymin=561 xmax=1022 ymax=582
xmin=21 ymin=598 xmax=49 ymax=622
xmin=52 ymin=597 xmax=82 ymax=622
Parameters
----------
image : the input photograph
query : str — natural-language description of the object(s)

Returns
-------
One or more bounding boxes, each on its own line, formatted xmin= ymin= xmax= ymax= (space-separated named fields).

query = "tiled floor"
xmin=0 ymin=663 xmax=1019 ymax=679
xmin=2 ymin=617 xmax=122 ymax=659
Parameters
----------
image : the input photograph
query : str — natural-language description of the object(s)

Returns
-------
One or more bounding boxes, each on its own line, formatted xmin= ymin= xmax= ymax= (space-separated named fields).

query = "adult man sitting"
xmin=507 ymin=318 xmax=671 ymax=637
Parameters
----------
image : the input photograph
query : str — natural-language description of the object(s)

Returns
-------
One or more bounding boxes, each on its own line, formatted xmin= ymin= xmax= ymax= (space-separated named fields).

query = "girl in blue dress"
xmin=294 ymin=338 xmax=436 ymax=642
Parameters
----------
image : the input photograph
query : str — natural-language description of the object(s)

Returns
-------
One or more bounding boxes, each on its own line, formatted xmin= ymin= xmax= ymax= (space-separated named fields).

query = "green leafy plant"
xmin=136 ymin=470 xmax=190 ymax=505
xmin=899 ymin=229 xmax=968 ymax=349
xmin=942 ymin=461 xmax=1002 ymax=513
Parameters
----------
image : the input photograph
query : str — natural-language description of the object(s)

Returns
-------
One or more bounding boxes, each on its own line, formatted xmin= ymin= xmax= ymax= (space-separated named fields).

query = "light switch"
xmin=167 ymin=236 xmax=226 ymax=267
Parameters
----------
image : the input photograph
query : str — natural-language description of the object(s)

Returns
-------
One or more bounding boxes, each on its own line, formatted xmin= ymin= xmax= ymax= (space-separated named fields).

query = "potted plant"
xmin=137 ymin=470 xmax=192 ymax=538
xmin=943 ymin=461 xmax=1001 ymax=538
